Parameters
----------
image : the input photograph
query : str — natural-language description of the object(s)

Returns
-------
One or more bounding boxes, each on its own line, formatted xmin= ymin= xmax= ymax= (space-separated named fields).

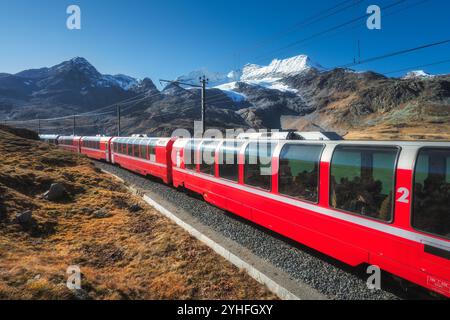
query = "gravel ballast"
xmin=95 ymin=161 xmax=403 ymax=300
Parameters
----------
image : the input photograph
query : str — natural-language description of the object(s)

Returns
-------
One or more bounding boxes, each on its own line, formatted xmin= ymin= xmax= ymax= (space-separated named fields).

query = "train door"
xmin=411 ymin=147 xmax=450 ymax=296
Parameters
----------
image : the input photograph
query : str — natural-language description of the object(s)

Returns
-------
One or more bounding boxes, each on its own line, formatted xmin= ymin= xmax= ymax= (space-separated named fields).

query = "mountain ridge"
xmin=1 ymin=56 xmax=449 ymax=140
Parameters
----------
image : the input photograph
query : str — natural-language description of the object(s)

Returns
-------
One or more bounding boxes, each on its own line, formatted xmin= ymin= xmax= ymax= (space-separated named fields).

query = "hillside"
xmin=0 ymin=126 xmax=275 ymax=300
xmin=281 ymin=69 xmax=450 ymax=140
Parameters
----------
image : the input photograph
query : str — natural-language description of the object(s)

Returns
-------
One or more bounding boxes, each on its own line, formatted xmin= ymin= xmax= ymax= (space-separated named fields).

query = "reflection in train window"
xmin=139 ymin=144 xmax=147 ymax=159
xmin=184 ymin=140 xmax=199 ymax=171
xmin=413 ymin=148 xmax=450 ymax=239
xmin=244 ymin=142 xmax=276 ymax=190
xmin=330 ymin=146 xmax=398 ymax=222
xmin=133 ymin=142 xmax=140 ymax=158
xmin=200 ymin=141 xmax=219 ymax=176
xmin=127 ymin=143 xmax=133 ymax=156
xmin=279 ymin=144 xmax=323 ymax=203
xmin=218 ymin=141 xmax=243 ymax=182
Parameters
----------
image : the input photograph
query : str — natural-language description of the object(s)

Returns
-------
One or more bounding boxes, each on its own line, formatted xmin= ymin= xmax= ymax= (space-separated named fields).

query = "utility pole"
xmin=73 ymin=115 xmax=76 ymax=136
xmin=117 ymin=105 xmax=121 ymax=137
xmin=38 ymin=119 xmax=41 ymax=135
xmin=200 ymin=75 xmax=208 ymax=135
xmin=159 ymin=77 xmax=209 ymax=135
xmin=357 ymin=40 xmax=361 ymax=64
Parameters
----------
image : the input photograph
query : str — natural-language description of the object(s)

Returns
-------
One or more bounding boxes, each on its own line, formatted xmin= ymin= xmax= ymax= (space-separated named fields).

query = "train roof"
xmin=81 ymin=136 xmax=112 ymax=141
xmin=236 ymin=131 xmax=343 ymax=141
xmin=173 ymin=137 xmax=450 ymax=148
xmin=39 ymin=134 xmax=60 ymax=139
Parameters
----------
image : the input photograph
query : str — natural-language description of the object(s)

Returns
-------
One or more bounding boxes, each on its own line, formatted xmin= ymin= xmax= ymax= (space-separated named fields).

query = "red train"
xmin=43 ymin=134 xmax=450 ymax=297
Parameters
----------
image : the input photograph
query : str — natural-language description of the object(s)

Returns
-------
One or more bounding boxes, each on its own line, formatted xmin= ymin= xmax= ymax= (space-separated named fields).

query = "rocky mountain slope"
xmin=1 ymin=55 xmax=449 ymax=140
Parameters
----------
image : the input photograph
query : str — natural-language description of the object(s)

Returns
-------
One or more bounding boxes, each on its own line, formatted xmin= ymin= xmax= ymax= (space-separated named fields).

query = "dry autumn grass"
xmin=345 ymin=122 xmax=450 ymax=141
xmin=0 ymin=126 xmax=276 ymax=300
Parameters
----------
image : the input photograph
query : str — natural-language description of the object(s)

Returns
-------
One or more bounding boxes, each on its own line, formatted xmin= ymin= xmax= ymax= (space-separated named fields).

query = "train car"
xmin=39 ymin=134 xmax=60 ymax=145
xmin=110 ymin=136 xmax=176 ymax=184
xmin=57 ymin=136 xmax=82 ymax=153
xmin=171 ymin=138 xmax=450 ymax=297
xmin=80 ymin=136 xmax=113 ymax=162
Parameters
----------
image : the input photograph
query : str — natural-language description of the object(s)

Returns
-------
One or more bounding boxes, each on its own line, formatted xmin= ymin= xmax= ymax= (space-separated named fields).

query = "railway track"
xmin=94 ymin=160 xmax=440 ymax=300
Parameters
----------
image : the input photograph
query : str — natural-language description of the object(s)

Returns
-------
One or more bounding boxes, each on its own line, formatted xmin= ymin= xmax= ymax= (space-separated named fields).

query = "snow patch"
xmin=102 ymin=74 xmax=139 ymax=90
xmin=403 ymin=70 xmax=435 ymax=80
xmin=244 ymin=78 xmax=298 ymax=93
xmin=176 ymin=68 xmax=238 ymax=87
xmin=214 ymin=82 xmax=246 ymax=102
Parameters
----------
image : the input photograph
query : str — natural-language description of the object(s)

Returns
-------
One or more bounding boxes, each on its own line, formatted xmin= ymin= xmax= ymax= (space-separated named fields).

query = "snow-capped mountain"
xmin=175 ymin=54 xmax=322 ymax=101
xmin=241 ymin=55 xmax=322 ymax=81
xmin=176 ymin=55 xmax=321 ymax=88
xmin=14 ymin=57 xmax=143 ymax=90
xmin=175 ymin=68 xmax=241 ymax=87
xmin=403 ymin=70 xmax=435 ymax=80
xmin=212 ymin=55 xmax=323 ymax=99
xmin=0 ymin=57 xmax=158 ymax=120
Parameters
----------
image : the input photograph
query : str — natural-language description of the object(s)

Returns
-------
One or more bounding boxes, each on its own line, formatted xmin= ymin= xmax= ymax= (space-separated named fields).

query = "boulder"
xmin=44 ymin=183 xmax=68 ymax=201
xmin=129 ymin=203 xmax=142 ymax=213
xmin=14 ymin=210 xmax=33 ymax=225
xmin=93 ymin=209 xmax=111 ymax=219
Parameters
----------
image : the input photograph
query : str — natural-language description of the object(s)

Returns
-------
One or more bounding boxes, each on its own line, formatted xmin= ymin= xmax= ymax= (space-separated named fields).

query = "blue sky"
xmin=0 ymin=0 xmax=449 ymax=82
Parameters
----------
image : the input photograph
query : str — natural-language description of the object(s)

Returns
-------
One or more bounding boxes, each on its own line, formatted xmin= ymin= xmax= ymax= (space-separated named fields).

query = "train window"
xmin=330 ymin=146 xmax=399 ymax=222
xmin=148 ymin=140 xmax=157 ymax=162
xmin=279 ymin=144 xmax=323 ymax=203
xmin=412 ymin=148 xmax=450 ymax=239
xmin=244 ymin=142 xmax=276 ymax=190
xmin=127 ymin=143 xmax=133 ymax=156
xmin=121 ymin=143 xmax=126 ymax=154
xmin=218 ymin=141 xmax=243 ymax=182
xmin=184 ymin=140 xmax=199 ymax=171
xmin=200 ymin=141 xmax=219 ymax=176
xmin=133 ymin=142 xmax=140 ymax=158
xmin=139 ymin=143 xmax=147 ymax=159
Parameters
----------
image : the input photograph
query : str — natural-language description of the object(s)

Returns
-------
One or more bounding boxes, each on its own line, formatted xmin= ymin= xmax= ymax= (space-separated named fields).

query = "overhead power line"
xmin=338 ymin=39 xmax=450 ymax=69
xmin=305 ymin=0 xmax=430 ymax=61
xmin=252 ymin=0 xmax=406 ymax=64
xmin=236 ymin=0 xmax=365 ymax=55
xmin=3 ymin=90 xmax=161 ymax=124
xmin=383 ymin=58 xmax=450 ymax=75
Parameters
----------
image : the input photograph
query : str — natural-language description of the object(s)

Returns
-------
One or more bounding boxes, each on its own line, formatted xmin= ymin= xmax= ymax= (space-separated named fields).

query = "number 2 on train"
xmin=397 ymin=187 xmax=410 ymax=204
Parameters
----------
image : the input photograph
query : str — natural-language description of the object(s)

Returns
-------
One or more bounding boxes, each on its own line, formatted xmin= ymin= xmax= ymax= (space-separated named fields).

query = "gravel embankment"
xmin=94 ymin=161 xmax=402 ymax=300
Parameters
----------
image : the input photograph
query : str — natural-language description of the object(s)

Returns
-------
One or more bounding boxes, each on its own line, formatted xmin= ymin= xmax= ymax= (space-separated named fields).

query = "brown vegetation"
xmin=0 ymin=127 xmax=275 ymax=300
